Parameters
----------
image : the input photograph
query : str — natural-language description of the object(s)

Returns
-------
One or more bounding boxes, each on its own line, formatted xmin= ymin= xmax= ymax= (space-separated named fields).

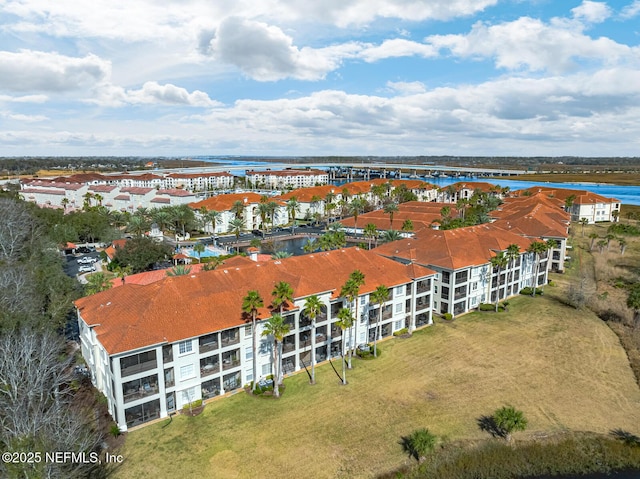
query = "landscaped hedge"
xmin=519 ymin=287 xmax=543 ymax=296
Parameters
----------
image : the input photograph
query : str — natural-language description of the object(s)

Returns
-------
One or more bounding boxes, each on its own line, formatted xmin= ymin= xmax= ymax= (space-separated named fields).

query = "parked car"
xmin=78 ymin=264 xmax=95 ymax=274
xmin=77 ymin=256 xmax=97 ymax=264
xmin=76 ymin=246 xmax=92 ymax=254
xmin=251 ymin=229 xmax=264 ymax=238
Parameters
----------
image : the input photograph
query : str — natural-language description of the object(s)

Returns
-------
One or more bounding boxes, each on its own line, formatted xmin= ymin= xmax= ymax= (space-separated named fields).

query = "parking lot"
xmin=63 ymin=250 xmax=102 ymax=278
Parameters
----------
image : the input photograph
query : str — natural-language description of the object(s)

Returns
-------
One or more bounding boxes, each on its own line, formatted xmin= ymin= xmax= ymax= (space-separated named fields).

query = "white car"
xmin=78 ymin=256 xmax=97 ymax=264
xmin=78 ymin=264 xmax=95 ymax=274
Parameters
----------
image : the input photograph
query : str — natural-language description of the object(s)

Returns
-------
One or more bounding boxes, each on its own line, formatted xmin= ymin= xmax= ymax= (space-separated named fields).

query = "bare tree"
xmin=0 ymin=328 xmax=108 ymax=479
xmin=0 ymin=198 xmax=35 ymax=262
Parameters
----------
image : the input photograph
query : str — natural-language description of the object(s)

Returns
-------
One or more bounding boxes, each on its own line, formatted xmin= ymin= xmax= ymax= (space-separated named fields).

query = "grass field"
xmin=116 ymin=293 xmax=640 ymax=479
xmin=506 ymin=172 xmax=640 ymax=186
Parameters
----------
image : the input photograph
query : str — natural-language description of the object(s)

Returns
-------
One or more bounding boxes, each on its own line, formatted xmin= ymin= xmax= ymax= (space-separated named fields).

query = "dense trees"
xmin=111 ymin=237 xmax=172 ymax=274
xmin=0 ymin=197 xmax=109 ymax=478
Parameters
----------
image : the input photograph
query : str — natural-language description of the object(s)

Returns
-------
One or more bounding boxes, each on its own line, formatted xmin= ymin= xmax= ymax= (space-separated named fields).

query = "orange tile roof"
xmin=375 ymin=224 xmax=534 ymax=270
xmin=517 ymin=186 xmax=619 ymax=204
xmin=190 ymin=192 xmax=266 ymax=211
xmin=246 ymin=169 xmax=327 ymax=177
xmin=167 ymin=172 xmax=233 ymax=179
xmin=75 ymin=248 xmax=434 ymax=355
xmin=110 ymin=263 xmax=206 ymax=288
xmin=120 ymin=187 xmax=154 ymax=195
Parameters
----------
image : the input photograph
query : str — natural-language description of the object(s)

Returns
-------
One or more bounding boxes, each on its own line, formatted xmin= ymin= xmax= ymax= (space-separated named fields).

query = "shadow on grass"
xmin=399 ymin=435 xmax=421 ymax=462
xmin=610 ymin=428 xmax=640 ymax=446
xmin=477 ymin=415 xmax=505 ymax=439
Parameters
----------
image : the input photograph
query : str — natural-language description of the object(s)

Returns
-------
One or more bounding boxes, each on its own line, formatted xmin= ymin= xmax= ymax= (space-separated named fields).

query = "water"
xmin=188 ymin=158 xmax=640 ymax=206
xmin=182 ymin=247 xmax=223 ymax=259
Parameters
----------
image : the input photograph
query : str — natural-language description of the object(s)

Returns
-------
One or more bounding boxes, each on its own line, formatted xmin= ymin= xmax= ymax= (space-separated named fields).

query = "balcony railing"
xmin=283 ymin=340 xmax=295 ymax=353
xmin=123 ymin=383 xmax=158 ymax=403
xmin=222 ymin=358 xmax=240 ymax=371
xmin=200 ymin=362 xmax=220 ymax=377
xmin=199 ymin=340 xmax=218 ymax=354
xmin=220 ymin=334 xmax=239 ymax=347
xmin=416 ymin=282 xmax=430 ymax=294
xmin=120 ymin=360 xmax=157 ymax=378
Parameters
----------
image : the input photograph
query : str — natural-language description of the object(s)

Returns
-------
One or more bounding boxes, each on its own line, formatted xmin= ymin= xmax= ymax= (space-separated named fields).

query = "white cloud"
xmin=0 ymin=94 xmax=48 ymax=103
xmin=621 ymin=0 xmax=640 ymax=18
xmin=0 ymin=50 xmax=110 ymax=92
xmin=205 ymin=17 xmax=361 ymax=81
xmin=1 ymin=111 xmax=48 ymax=122
xmin=125 ymin=82 xmax=221 ymax=107
xmin=426 ymin=17 xmax=639 ymax=73
xmin=386 ymin=81 xmax=427 ymax=95
xmin=571 ymin=1 xmax=611 ymax=23
xmin=360 ymin=39 xmax=437 ymax=62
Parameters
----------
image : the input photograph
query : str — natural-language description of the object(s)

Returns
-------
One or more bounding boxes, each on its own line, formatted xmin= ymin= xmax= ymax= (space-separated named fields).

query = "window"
xmin=246 ymin=349 xmax=253 ymax=360
xmin=261 ymin=363 xmax=272 ymax=376
xmin=178 ymin=340 xmax=192 ymax=355
xmin=245 ymin=324 xmax=252 ymax=336
xmin=245 ymin=371 xmax=253 ymax=383
xmin=180 ymin=364 xmax=194 ymax=379
xmin=395 ymin=303 xmax=403 ymax=313
xmin=395 ymin=286 xmax=404 ymax=296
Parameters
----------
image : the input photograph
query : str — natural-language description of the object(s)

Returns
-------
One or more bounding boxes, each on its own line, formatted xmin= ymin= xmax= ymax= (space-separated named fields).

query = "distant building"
xmin=245 ymin=169 xmax=329 ymax=190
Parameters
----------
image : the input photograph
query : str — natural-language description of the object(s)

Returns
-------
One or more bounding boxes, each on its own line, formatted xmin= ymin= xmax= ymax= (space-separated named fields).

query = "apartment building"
xmin=518 ymin=186 xmax=620 ymax=223
xmin=75 ymin=248 xmax=435 ymax=430
xmin=375 ymin=224 xmax=544 ymax=316
xmin=245 ymin=169 xmax=329 ymax=190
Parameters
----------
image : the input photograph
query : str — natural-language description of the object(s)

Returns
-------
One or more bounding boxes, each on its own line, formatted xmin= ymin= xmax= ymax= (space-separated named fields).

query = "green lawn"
xmin=116 ymin=294 xmax=640 ymax=479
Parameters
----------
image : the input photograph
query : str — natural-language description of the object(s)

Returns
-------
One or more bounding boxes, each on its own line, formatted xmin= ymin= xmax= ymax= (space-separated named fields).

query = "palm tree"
xmin=310 ymin=195 xmax=322 ymax=222
xmin=527 ymin=241 xmax=547 ymax=297
xmin=193 ymin=242 xmax=205 ymax=263
xmin=271 ymin=251 xmax=293 ymax=259
xmin=364 ymin=223 xmax=378 ymax=250
xmin=166 ymin=265 xmax=192 ymax=276
xmin=401 ymin=219 xmax=414 ymax=234
xmin=257 ymin=202 xmax=270 ymax=235
xmin=505 ymin=244 xmax=521 ymax=295
xmin=493 ymin=405 xmax=528 ymax=443
xmin=349 ymin=270 xmax=365 ymax=361
xmin=127 ymin=214 xmax=150 ymax=237
xmin=370 ymin=285 xmax=389 ymax=358
xmin=579 ymin=218 xmax=589 ymax=237
xmin=242 ymin=290 xmax=264 ymax=392
xmin=303 ymin=295 xmax=324 ymax=384
xmin=228 ymin=217 xmax=244 ymax=252
xmin=619 ymin=237 xmax=627 ymax=255
xmin=627 ymin=284 xmax=640 ymax=329
xmin=336 ymin=307 xmax=353 ymax=385
xmin=588 ymin=232 xmax=599 ymax=251
xmin=371 ymin=184 xmax=386 ymax=208
xmin=490 ymin=252 xmax=508 ymax=311
xmin=383 ymin=203 xmax=399 ymax=229
xmin=381 ymin=229 xmax=402 ymax=243
xmin=151 ymin=209 xmax=172 ymax=234
xmin=261 ymin=313 xmax=290 ymax=398
xmin=231 ymin=200 xmax=245 ymax=220
xmin=204 ymin=209 xmax=222 ymax=235
xmin=340 ymin=277 xmax=360 ymax=369
xmin=61 ymin=197 xmax=69 ymax=211
xmin=85 ymin=272 xmax=113 ymax=295
xmin=285 ymin=197 xmax=300 ymax=232
xmin=271 ymin=281 xmax=294 ymax=315
xmin=349 ymin=197 xmax=367 ymax=237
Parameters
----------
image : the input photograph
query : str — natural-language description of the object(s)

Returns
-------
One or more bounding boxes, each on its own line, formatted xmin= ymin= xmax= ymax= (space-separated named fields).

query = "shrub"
xmin=493 ymin=405 xmax=527 ymax=442
xmin=393 ymin=328 xmax=408 ymax=336
xmin=479 ymin=303 xmax=495 ymax=311
xmin=442 ymin=313 xmax=453 ymax=321
xmin=110 ymin=424 xmax=121 ymax=437
xmin=519 ymin=287 xmax=532 ymax=295
xmin=401 ymin=428 xmax=438 ymax=462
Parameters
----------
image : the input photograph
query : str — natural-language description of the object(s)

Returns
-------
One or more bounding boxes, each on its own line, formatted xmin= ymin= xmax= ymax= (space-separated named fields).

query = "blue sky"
xmin=0 ymin=0 xmax=639 ymax=157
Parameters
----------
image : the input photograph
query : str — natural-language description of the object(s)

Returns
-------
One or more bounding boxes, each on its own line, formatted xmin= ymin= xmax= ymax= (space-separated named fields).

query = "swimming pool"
xmin=182 ymin=247 xmax=223 ymax=259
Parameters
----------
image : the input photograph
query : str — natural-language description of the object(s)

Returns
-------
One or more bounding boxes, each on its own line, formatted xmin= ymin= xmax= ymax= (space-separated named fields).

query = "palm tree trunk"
xmin=341 ymin=332 xmax=347 ymax=385
xmin=252 ymin=317 xmax=258 ymax=392
xmin=273 ymin=340 xmax=280 ymax=398
xmin=352 ymin=297 xmax=359 ymax=364
xmin=347 ymin=323 xmax=353 ymax=370
xmin=374 ymin=313 xmax=380 ymax=358
xmin=310 ymin=318 xmax=316 ymax=384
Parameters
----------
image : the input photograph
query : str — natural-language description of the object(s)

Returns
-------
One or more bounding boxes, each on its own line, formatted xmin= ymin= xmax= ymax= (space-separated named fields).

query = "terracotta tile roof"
xmin=53 ymin=173 xmax=109 ymax=183
xmin=492 ymin=201 xmax=570 ymax=239
xmin=113 ymin=195 xmax=130 ymax=201
xmin=190 ymin=192 xmax=266 ymax=211
xmin=277 ymin=185 xmax=338 ymax=202
xmin=104 ymin=239 xmax=128 ymax=260
xmin=111 ymin=263 xmax=206 ymax=288
xmin=21 ymin=188 xmax=66 ymax=195
xmin=75 ymin=248 xmax=434 ymax=355
xmin=156 ymin=189 xmax=196 ymax=197
xmin=120 ymin=187 xmax=154 ymax=195
xmin=88 ymin=185 xmax=118 ymax=193
xmin=517 ymin=186 xmax=620 ymax=204
xmin=340 ymin=202 xmax=458 ymax=232
xmin=445 ymin=181 xmax=501 ymax=193
xmin=375 ymin=224 xmax=534 ymax=270
xmin=151 ymin=197 xmax=171 ymax=204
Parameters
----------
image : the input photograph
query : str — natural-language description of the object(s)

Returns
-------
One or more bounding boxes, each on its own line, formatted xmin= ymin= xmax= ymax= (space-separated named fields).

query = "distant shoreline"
xmin=495 ymin=173 xmax=640 ymax=186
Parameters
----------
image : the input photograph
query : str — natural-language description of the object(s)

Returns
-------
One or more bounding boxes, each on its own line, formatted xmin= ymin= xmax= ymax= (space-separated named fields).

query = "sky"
xmin=0 ymin=0 xmax=639 ymax=158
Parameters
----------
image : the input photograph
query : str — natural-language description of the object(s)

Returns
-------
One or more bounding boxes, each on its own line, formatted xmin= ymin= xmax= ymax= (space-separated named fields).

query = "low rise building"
xmin=76 ymin=248 xmax=435 ymax=430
